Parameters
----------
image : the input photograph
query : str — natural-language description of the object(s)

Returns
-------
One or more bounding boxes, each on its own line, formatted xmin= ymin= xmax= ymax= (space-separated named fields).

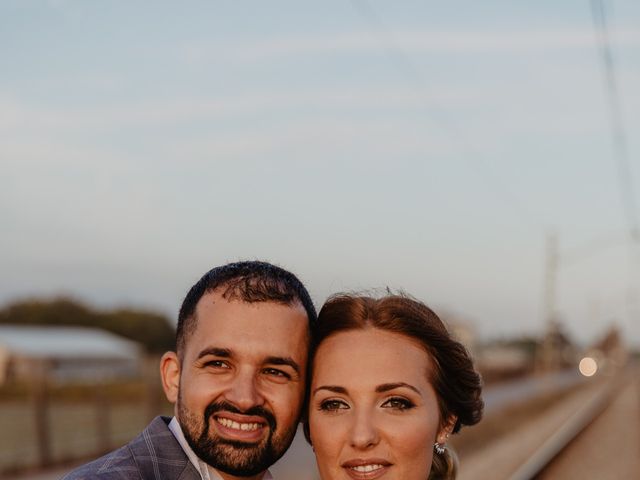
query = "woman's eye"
xmin=319 ymin=399 xmax=349 ymax=411
xmin=382 ymin=397 xmax=415 ymax=410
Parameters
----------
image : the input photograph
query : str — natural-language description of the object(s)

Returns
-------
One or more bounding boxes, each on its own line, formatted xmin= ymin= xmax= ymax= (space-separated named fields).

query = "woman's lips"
xmin=341 ymin=458 xmax=392 ymax=480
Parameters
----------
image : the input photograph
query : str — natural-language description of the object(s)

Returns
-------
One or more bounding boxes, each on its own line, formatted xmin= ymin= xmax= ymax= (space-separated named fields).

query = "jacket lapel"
xmin=129 ymin=416 xmax=201 ymax=480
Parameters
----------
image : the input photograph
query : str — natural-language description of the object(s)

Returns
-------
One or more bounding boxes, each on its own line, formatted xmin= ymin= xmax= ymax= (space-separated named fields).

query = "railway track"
xmin=509 ymin=367 xmax=637 ymax=479
xmin=531 ymin=365 xmax=640 ymax=479
xmin=457 ymin=364 xmax=640 ymax=480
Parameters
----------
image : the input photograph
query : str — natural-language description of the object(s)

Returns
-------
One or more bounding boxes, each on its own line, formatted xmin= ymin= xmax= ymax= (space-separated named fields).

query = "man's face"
xmin=164 ymin=290 xmax=309 ymax=477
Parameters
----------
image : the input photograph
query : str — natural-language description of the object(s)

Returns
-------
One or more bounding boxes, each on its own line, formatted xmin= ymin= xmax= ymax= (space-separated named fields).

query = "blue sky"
xmin=2 ymin=0 xmax=640 ymax=346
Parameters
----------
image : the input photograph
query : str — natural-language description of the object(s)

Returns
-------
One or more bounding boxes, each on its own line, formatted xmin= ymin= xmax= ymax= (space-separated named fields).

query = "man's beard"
xmin=177 ymin=395 xmax=298 ymax=477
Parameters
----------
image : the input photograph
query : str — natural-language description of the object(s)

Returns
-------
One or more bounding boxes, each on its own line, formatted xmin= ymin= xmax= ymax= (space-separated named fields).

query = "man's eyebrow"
xmin=375 ymin=382 xmax=421 ymax=395
xmin=196 ymin=347 xmax=232 ymax=360
xmin=264 ymin=356 xmax=300 ymax=374
xmin=312 ymin=385 xmax=348 ymax=395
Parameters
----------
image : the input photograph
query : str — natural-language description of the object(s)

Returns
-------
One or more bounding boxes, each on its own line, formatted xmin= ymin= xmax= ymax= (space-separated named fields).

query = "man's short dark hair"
xmin=176 ymin=260 xmax=317 ymax=357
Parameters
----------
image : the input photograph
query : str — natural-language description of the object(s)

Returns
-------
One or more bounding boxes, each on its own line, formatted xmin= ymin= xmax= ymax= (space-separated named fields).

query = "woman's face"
xmin=309 ymin=328 xmax=447 ymax=480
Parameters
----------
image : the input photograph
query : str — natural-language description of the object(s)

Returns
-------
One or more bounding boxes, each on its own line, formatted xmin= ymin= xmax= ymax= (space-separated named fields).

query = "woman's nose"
xmin=348 ymin=411 xmax=380 ymax=449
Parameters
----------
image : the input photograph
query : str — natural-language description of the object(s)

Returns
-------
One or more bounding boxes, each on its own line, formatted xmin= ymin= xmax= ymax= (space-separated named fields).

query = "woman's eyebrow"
xmin=375 ymin=382 xmax=421 ymax=394
xmin=312 ymin=385 xmax=348 ymax=395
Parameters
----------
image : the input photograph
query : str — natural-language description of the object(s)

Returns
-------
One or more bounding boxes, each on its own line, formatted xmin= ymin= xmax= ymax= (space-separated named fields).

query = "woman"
xmin=304 ymin=293 xmax=483 ymax=480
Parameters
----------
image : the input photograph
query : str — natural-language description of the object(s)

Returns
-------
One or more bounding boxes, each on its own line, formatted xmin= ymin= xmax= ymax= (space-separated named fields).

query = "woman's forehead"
xmin=312 ymin=328 xmax=433 ymax=385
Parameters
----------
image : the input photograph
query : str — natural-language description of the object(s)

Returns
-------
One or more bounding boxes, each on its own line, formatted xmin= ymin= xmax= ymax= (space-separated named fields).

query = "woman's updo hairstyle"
xmin=304 ymin=293 xmax=483 ymax=480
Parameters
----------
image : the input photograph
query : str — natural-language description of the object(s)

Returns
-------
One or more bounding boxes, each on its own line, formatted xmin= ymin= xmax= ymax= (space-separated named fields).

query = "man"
xmin=64 ymin=260 xmax=316 ymax=480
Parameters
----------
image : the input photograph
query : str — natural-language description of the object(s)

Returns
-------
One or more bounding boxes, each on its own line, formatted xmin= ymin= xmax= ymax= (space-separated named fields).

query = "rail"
xmin=508 ymin=370 xmax=626 ymax=480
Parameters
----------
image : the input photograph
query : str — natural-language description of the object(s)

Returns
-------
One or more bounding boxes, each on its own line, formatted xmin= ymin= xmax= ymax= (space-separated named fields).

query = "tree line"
xmin=0 ymin=297 xmax=175 ymax=353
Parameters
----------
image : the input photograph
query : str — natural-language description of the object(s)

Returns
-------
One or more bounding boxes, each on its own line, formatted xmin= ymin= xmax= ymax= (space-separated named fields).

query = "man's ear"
xmin=160 ymin=351 xmax=181 ymax=404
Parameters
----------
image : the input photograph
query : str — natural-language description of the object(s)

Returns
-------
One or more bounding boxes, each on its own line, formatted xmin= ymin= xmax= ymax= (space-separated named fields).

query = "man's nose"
xmin=349 ymin=410 xmax=380 ymax=449
xmin=224 ymin=368 xmax=265 ymax=412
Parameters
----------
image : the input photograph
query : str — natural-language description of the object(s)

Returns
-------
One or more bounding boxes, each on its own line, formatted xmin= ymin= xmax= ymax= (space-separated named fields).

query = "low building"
xmin=0 ymin=325 xmax=143 ymax=385
xmin=479 ymin=345 xmax=532 ymax=371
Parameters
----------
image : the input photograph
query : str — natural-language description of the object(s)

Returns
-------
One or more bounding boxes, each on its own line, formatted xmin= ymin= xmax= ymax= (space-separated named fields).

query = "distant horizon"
xmin=0 ymin=289 xmax=629 ymax=351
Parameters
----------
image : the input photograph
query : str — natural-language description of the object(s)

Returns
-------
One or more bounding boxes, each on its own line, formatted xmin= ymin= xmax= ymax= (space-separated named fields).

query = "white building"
xmin=0 ymin=325 xmax=143 ymax=385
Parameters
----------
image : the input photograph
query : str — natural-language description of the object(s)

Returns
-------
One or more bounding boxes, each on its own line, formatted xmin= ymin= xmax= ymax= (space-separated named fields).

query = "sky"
xmin=1 ymin=0 xmax=640 ymax=347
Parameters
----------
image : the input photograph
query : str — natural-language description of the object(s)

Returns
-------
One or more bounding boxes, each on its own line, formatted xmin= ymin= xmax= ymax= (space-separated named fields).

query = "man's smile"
xmin=212 ymin=412 xmax=269 ymax=442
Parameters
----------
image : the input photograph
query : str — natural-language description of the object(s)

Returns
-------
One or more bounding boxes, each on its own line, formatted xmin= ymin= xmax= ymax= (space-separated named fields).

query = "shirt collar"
xmin=168 ymin=417 xmax=273 ymax=480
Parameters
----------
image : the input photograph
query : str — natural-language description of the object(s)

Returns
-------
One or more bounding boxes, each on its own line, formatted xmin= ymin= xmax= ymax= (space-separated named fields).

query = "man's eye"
xmin=263 ymin=368 xmax=291 ymax=379
xmin=205 ymin=360 xmax=229 ymax=369
xmin=319 ymin=399 xmax=349 ymax=411
xmin=381 ymin=397 xmax=415 ymax=410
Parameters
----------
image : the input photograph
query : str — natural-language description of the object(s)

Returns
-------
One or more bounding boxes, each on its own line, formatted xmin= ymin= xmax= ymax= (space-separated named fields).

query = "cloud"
xmin=1 ymin=62 xmax=630 ymax=138
xmin=0 ymin=87 xmax=479 ymax=132
xmin=183 ymin=28 xmax=640 ymax=64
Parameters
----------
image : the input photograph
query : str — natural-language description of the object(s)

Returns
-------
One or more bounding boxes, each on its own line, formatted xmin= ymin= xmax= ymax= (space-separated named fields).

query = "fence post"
xmin=144 ymin=355 xmax=162 ymax=421
xmin=31 ymin=359 xmax=52 ymax=468
xmin=95 ymin=383 xmax=111 ymax=453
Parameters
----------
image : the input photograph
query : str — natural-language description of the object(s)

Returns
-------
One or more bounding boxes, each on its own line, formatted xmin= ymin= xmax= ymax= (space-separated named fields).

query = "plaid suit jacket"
xmin=62 ymin=416 xmax=201 ymax=480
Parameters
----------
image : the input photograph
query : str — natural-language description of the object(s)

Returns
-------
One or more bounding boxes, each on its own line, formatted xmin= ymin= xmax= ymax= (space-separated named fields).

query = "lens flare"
xmin=578 ymin=357 xmax=598 ymax=377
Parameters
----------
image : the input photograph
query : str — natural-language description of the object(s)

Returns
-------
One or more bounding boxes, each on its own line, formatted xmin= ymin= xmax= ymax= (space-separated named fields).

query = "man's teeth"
xmin=217 ymin=417 xmax=261 ymax=431
xmin=352 ymin=464 xmax=384 ymax=473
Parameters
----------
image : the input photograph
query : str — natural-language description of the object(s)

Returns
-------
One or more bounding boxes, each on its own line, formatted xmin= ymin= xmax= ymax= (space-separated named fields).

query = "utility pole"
xmin=544 ymin=231 xmax=558 ymax=326
xmin=539 ymin=231 xmax=559 ymax=371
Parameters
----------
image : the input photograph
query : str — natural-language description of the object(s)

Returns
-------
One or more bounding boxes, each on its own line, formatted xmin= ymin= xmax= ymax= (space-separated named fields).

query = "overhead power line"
xmin=589 ymin=0 xmax=640 ymax=242
xmin=349 ymin=0 xmax=544 ymax=229
xmin=590 ymin=0 xmax=640 ymax=348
